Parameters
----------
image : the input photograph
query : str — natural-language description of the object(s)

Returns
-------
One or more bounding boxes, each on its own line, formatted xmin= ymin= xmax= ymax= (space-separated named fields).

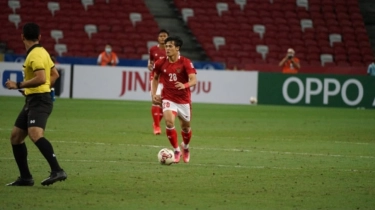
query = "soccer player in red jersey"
xmin=148 ymin=29 xmax=169 ymax=135
xmin=152 ymin=36 xmax=197 ymax=163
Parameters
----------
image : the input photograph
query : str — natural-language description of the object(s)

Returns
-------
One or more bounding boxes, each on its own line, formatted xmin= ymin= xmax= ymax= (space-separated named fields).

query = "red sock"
xmin=166 ymin=127 xmax=178 ymax=149
xmin=158 ymin=106 xmax=163 ymax=122
xmin=181 ymin=129 xmax=192 ymax=145
xmin=151 ymin=105 xmax=160 ymax=127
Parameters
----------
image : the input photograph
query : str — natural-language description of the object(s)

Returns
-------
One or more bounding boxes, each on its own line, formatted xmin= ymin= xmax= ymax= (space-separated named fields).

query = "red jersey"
xmin=149 ymin=45 xmax=166 ymax=63
xmin=149 ymin=45 xmax=166 ymax=81
xmin=153 ymin=56 xmax=197 ymax=104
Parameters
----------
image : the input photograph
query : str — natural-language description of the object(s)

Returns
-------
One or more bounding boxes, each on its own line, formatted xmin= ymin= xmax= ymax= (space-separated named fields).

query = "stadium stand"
xmin=54 ymin=43 xmax=67 ymax=56
xmin=50 ymin=29 xmax=63 ymax=43
xmin=256 ymin=45 xmax=269 ymax=60
xmin=8 ymin=14 xmax=21 ymax=29
xmin=8 ymin=0 xmax=20 ymax=13
xmin=320 ymin=54 xmax=334 ymax=66
xmin=253 ymin=24 xmax=265 ymax=39
xmin=0 ymin=0 xmax=159 ymax=59
xmin=181 ymin=8 xmax=194 ymax=22
xmin=84 ymin=24 xmax=98 ymax=39
xmin=213 ymin=36 xmax=226 ymax=51
xmin=173 ymin=0 xmax=373 ymax=74
xmin=47 ymin=2 xmax=60 ymax=16
xmin=0 ymin=0 xmax=374 ymax=74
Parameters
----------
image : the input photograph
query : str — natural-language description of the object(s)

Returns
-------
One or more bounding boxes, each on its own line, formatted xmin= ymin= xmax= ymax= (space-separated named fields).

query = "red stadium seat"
xmin=282 ymin=4 xmax=296 ymax=12
xmin=240 ymin=57 xmax=253 ymax=65
xmin=326 ymin=19 xmax=340 ymax=27
xmin=226 ymin=56 xmax=240 ymax=65
xmin=335 ymin=54 xmax=348 ymax=62
xmin=264 ymin=37 xmax=278 ymax=45
xmin=336 ymin=61 xmax=351 ymax=67
xmin=297 ymin=10 xmax=310 ymax=19
xmin=350 ymin=13 xmax=363 ymax=21
xmin=334 ymin=46 xmax=347 ymax=55
xmin=335 ymin=5 xmax=348 ymax=13
xmin=350 ymin=61 xmax=365 ymax=67
xmin=294 ymin=45 xmax=307 ymax=54
xmin=0 ymin=0 xmax=370 ymax=69
xmin=236 ymin=51 xmax=251 ymax=58
xmin=307 ymin=53 xmax=320 ymax=61
xmin=312 ymin=19 xmax=326 ymax=28
xmin=324 ymin=13 xmax=336 ymax=20
xmin=309 ymin=60 xmax=322 ymax=66
xmin=337 ymin=13 xmax=350 ymax=21
xmin=320 ymin=46 xmax=334 ymax=54
xmin=341 ymin=26 xmax=356 ymax=36
xmin=324 ymin=62 xmax=337 ymax=67
xmin=347 ymin=47 xmax=361 ymax=55
xmin=307 ymin=46 xmax=321 ymax=54
xmin=345 ymin=40 xmax=358 ymax=49
xmin=271 ymin=11 xmax=284 ymax=19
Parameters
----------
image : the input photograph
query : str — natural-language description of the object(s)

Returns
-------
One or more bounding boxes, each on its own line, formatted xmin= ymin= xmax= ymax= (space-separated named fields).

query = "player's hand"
xmin=152 ymin=95 xmax=161 ymax=105
xmin=175 ymin=82 xmax=186 ymax=90
xmin=148 ymin=61 xmax=154 ymax=71
xmin=147 ymin=63 xmax=153 ymax=71
xmin=5 ymin=79 xmax=17 ymax=89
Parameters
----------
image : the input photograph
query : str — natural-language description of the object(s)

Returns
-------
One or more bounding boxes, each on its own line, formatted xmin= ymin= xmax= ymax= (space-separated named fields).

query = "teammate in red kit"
xmin=148 ymin=29 xmax=169 ymax=135
xmin=152 ymin=36 xmax=197 ymax=163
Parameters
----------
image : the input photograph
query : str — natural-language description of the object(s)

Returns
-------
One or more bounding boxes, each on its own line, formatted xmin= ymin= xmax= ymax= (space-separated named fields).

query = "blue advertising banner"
xmin=4 ymin=54 xmax=225 ymax=70
xmin=0 ymin=62 xmax=72 ymax=98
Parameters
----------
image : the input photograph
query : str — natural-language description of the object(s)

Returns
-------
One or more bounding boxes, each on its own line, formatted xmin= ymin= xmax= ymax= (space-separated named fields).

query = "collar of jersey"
xmin=26 ymin=44 xmax=42 ymax=56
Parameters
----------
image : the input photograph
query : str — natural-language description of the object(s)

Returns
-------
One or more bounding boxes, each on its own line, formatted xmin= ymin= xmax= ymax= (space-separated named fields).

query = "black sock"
xmin=12 ymin=143 xmax=32 ymax=179
xmin=35 ymin=137 xmax=61 ymax=172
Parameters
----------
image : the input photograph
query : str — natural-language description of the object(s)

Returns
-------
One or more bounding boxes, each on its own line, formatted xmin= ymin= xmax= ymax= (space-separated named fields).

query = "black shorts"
xmin=14 ymin=93 xmax=53 ymax=130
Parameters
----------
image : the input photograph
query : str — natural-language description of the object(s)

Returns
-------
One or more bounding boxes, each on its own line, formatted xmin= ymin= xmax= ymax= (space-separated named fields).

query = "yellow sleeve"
xmin=30 ymin=53 xmax=46 ymax=71
xmin=48 ymin=55 xmax=55 ymax=70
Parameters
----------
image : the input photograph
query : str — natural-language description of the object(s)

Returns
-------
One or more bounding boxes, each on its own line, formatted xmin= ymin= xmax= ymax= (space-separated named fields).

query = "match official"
xmin=5 ymin=23 xmax=67 ymax=186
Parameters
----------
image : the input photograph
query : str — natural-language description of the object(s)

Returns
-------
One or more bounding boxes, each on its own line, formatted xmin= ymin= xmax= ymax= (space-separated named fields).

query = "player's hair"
xmin=159 ymin=29 xmax=169 ymax=36
xmin=165 ymin=36 xmax=183 ymax=49
xmin=22 ymin=23 xmax=40 ymax=41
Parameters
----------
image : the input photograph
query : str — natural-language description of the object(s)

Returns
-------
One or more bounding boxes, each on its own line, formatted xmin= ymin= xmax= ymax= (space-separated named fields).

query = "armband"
xmin=184 ymin=83 xmax=189 ymax=89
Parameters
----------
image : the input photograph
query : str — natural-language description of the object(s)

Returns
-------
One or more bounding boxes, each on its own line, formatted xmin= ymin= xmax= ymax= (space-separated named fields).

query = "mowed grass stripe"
xmin=1 ymin=96 xmax=374 ymax=210
xmin=1 ymin=157 xmax=374 ymax=174
xmin=1 ymin=137 xmax=374 ymax=159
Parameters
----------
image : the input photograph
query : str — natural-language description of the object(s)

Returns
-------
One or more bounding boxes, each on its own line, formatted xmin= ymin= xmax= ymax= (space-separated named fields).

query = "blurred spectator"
xmin=279 ymin=48 xmax=300 ymax=74
xmin=367 ymin=57 xmax=375 ymax=76
xmin=97 ymin=44 xmax=119 ymax=66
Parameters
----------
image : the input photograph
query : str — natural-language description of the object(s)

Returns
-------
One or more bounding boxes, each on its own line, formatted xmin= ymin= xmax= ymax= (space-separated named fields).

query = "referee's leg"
xmin=28 ymin=94 xmax=67 ymax=186
xmin=7 ymin=106 xmax=34 ymax=186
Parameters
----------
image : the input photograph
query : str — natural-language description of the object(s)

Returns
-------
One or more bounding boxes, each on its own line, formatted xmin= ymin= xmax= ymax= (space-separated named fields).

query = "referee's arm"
xmin=50 ymin=67 xmax=60 ymax=87
xmin=17 ymin=69 xmax=46 ymax=89
xmin=5 ymin=69 xmax=46 ymax=89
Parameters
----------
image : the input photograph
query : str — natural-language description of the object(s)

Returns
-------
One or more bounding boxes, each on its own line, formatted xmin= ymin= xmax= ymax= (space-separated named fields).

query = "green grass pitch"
xmin=0 ymin=96 xmax=374 ymax=210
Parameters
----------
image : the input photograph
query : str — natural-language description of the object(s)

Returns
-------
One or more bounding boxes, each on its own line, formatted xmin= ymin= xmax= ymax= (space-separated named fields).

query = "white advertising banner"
xmin=0 ymin=62 xmax=71 ymax=98
xmin=191 ymin=70 xmax=258 ymax=104
xmin=73 ymin=65 xmax=258 ymax=105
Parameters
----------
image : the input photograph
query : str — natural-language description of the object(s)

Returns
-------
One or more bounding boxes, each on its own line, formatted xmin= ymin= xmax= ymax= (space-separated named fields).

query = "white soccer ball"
xmin=250 ymin=97 xmax=258 ymax=104
xmin=157 ymin=148 xmax=174 ymax=165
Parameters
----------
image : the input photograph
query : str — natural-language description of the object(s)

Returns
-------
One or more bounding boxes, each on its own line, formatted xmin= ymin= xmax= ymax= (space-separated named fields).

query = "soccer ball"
xmin=157 ymin=148 xmax=174 ymax=165
xmin=250 ymin=97 xmax=258 ymax=104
